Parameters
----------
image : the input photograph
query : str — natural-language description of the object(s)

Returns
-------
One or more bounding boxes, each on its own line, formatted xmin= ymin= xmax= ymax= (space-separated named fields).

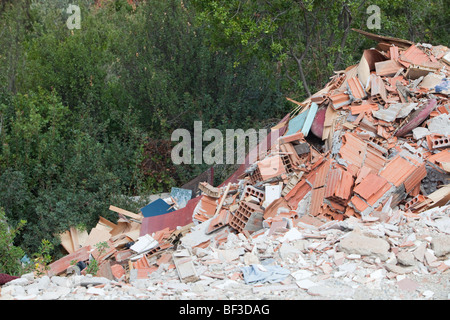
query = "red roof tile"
xmin=339 ymin=133 xmax=367 ymax=168
xmin=325 ymin=167 xmax=354 ymax=201
xmin=379 ymin=155 xmax=417 ymax=187
xmin=285 ymin=179 xmax=312 ymax=210
xmin=258 ymin=156 xmax=286 ymax=180
xmin=389 ymin=46 xmax=399 ymax=60
xmin=347 ymin=76 xmax=367 ymax=100
xmin=310 ymin=187 xmax=326 ymax=216
xmin=364 ymin=145 xmax=387 ymax=172
xmin=375 ymin=60 xmax=403 ymax=77
xmin=353 ymin=173 xmax=389 ymax=200
xmin=313 ymin=159 xmax=332 ymax=189
xmin=427 ymin=149 xmax=450 ymax=169
xmin=403 ymin=163 xmax=427 ymax=194
xmin=329 ymin=92 xmax=351 ymax=109
xmin=350 ymin=103 xmax=378 ymax=115
xmin=398 ymin=45 xmax=430 ymax=68
xmin=349 ymin=195 xmax=369 ymax=212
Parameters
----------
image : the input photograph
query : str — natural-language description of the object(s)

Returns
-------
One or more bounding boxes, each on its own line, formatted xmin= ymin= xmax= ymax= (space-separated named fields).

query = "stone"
xmin=338 ymin=231 xmax=390 ymax=261
xmin=412 ymin=127 xmax=430 ymax=140
xmin=280 ymin=228 xmax=304 ymax=242
xmin=422 ymin=290 xmax=434 ymax=299
xmin=79 ymin=276 xmax=111 ymax=287
xmin=51 ymin=276 xmax=71 ymax=287
xmin=37 ymin=276 xmax=51 ymax=290
xmin=217 ymin=248 xmax=245 ymax=262
xmin=291 ymin=269 xmax=313 ymax=281
xmin=25 ymin=283 xmax=40 ymax=296
xmin=396 ymin=278 xmax=419 ymax=292
xmin=306 ymin=282 xmax=354 ymax=298
xmin=369 ymin=269 xmax=385 ymax=280
xmin=4 ymin=278 xmax=29 ymax=287
xmin=86 ymin=287 xmax=105 ymax=296
xmin=279 ymin=242 xmax=298 ymax=260
xmin=385 ymin=264 xmax=415 ymax=274
xmin=15 ymin=294 xmax=37 ymax=300
xmin=296 ymin=279 xmax=318 ymax=290
xmin=396 ymin=251 xmax=416 ymax=266
xmin=431 ymin=235 xmax=450 ymax=257
xmin=413 ymin=242 xmax=427 ymax=262
xmin=9 ymin=285 xmax=26 ymax=296
xmin=243 ymin=252 xmax=260 ymax=265
xmin=21 ymin=272 xmax=35 ymax=282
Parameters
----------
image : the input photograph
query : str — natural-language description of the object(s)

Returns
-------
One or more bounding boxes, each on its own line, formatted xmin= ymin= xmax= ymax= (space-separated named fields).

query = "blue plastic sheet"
xmin=140 ymin=198 xmax=174 ymax=218
xmin=241 ymin=264 xmax=290 ymax=284
xmin=435 ymin=78 xmax=449 ymax=95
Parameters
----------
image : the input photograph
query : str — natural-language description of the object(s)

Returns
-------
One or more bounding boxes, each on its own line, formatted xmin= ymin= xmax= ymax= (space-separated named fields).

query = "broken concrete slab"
xmin=338 ymin=230 xmax=390 ymax=261
xmin=431 ymin=235 xmax=450 ymax=257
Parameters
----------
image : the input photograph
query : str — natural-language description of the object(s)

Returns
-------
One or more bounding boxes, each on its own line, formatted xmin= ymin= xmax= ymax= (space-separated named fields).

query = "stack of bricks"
xmin=281 ymin=172 xmax=303 ymax=197
xmin=241 ymin=185 xmax=265 ymax=205
xmin=281 ymin=154 xmax=295 ymax=173
xmin=404 ymin=194 xmax=430 ymax=212
xmin=370 ymin=74 xmax=387 ymax=105
xmin=229 ymin=201 xmax=264 ymax=233
xmin=249 ymin=166 xmax=263 ymax=185
xmin=428 ymin=134 xmax=450 ymax=149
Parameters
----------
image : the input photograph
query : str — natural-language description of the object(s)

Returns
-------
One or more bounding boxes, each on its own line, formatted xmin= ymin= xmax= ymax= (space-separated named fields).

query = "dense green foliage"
xmin=0 ymin=208 xmax=26 ymax=276
xmin=0 ymin=0 xmax=448 ymax=266
xmin=190 ymin=0 xmax=449 ymax=98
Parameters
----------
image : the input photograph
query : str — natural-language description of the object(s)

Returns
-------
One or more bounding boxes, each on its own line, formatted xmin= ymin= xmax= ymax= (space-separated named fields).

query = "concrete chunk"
xmin=431 ymin=235 xmax=450 ymax=257
xmin=338 ymin=230 xmax=390 ymax=261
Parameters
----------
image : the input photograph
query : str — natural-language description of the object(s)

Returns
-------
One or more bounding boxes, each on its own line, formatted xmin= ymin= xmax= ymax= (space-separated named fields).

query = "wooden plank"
xmin=214 ymin=182 xmax=231 ymax=216
xmin=109 ymin=205 xmax=143 ymax=221
xmin=59 ymin=230 xmax=74 ymax=254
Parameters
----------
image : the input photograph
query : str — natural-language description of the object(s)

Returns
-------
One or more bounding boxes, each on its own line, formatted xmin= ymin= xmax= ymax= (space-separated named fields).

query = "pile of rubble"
xmin=1 ymin=30 xmax=449 ymax=299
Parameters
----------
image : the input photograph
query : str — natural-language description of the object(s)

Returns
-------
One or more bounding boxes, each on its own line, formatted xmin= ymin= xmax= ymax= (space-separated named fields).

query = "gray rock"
xmin=51 ymin=276 xmax=71 ymax=287
xmin=397 ymin=251 xmax=416 ymax=266
xmin=4 ymin=278 xmax=29 ymax=287
xmin=338 ymin=231 xmax=390 ymax=261
xmin=37 ymin=276 xmax=51 ymax=290
xmin=243 ymin=252 xmax=260 ymax=265
xmin=431 ymin=235 xmax=450 ymax=257
xmin=79 ymin=276 xmax=111 ymax=287
xmin=385 ymin=264 xmax=415 ymax=274
xmin=25 ymin=283 xmax=41 ymax=296
xmin=21 ymin=272 xmax=35 ymax=282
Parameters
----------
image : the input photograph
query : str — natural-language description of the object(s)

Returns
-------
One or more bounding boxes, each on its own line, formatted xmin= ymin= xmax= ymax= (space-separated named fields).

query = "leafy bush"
xmin=0 ymin=208 xmax=26 ymax=276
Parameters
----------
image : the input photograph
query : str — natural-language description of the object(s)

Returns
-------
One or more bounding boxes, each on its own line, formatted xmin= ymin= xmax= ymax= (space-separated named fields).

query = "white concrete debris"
xmin=1 ymin=204 xmax=449 ymax=300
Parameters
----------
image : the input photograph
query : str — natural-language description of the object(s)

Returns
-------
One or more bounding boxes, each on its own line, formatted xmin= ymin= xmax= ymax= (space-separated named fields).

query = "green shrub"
xmin=0 ymin=207 xmax=26 ymax=276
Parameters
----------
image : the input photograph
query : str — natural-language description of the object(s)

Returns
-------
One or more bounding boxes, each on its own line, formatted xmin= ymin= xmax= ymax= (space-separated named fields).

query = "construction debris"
xmin=1 ymin=31 xmax=449 ymax=300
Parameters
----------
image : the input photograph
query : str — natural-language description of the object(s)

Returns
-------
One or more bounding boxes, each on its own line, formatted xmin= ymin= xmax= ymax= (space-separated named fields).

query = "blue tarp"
xmin=241 ymin=264 xmax=291 ymax=284
xmin=140 ymin=198 xmax=175 ymax=218
xmin=435 ymin=78 xmax=449 ymax=95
